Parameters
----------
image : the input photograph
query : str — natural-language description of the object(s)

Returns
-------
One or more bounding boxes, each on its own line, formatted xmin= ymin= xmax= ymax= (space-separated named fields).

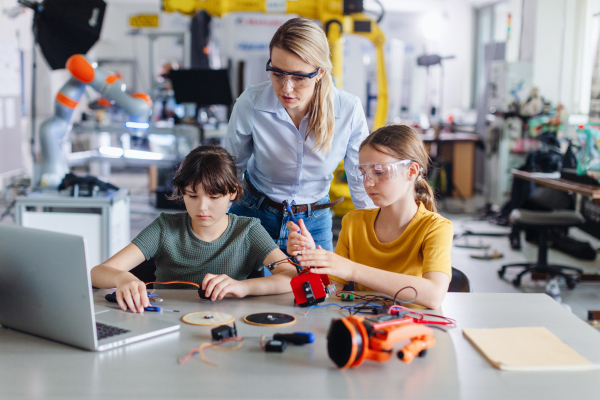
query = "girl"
xmin=225 ymin=17 xmax=373 ymax=253
xmin=91 ymin=146 xmax=296 ymax=313
xmin=286 ymin=125 xmax=453 ymax=309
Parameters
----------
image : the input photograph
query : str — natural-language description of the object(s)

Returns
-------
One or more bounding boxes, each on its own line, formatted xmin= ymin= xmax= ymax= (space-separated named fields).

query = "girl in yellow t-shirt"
xmin=286 ymin=124 xmax=453 ymax=309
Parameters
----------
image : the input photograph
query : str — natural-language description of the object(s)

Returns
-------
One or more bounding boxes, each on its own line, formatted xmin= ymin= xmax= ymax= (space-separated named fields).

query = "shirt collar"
xmin=254 ymin=81 xmax=341 ymax=119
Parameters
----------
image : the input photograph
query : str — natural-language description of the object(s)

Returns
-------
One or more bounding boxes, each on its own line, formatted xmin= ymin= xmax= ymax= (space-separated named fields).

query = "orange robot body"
xmin=327 ymin=312 xmax=436 ymax=368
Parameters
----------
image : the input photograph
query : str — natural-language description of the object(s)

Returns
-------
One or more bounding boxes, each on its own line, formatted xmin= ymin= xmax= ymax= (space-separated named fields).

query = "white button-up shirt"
xmin=225 ymin=81 xmax=374 ymax=209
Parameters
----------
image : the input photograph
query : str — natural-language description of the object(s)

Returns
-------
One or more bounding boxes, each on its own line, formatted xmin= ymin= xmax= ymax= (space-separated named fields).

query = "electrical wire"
xmin=364 ymin=0 xmax=385 ymax=23
xmin=388 ymin=304 xmax=456 ymax=327
xmin=146 ymin=280 xmax=200 ymax=289
xmin=393 ymin=286 xmax=418 ymax=305
xmin=305 ymin=288 xmax=456 ymax=328
xmin=304 ymin=294 xmax=391 ymax=316
xmin=304 ymin=303 xmax=356 ymax=315
xmin=178 ymin=337 xmax=244 ymax=367
xmin=268 ymin=256 xmax=304 ymax=274
xmin=335 ymin=291 xmax=395 ymax=305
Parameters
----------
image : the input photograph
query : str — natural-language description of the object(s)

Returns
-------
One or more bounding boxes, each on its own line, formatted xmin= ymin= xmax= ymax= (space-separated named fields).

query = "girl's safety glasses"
xmin=266 ymin=59 xmax=320 ymax=89
xmin=355 ymin=160 xmax=416 ymax=184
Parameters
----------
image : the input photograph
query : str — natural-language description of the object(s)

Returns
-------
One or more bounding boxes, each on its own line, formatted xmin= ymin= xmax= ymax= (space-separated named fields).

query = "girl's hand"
xmin=114 ymin=272 xmax=150 ymax=313
xmin=286 ymin=219 xmax=315 ymax=255
xmin=296 ymin=246 xmax=355 ymax=282
xmin=202 ymin=273 xmax=248 ymax=301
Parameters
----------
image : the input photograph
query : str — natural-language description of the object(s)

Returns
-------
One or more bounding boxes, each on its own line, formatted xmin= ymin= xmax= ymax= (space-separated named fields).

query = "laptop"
xmin=0 ymin=224 xmax=179 ymax=351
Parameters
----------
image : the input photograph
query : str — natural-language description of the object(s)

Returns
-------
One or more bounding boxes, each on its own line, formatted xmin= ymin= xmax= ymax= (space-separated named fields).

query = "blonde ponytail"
xmin=415 ymin=176 xmax=437 ymax=212
xmin=270 ymin=17 xmax=336 ymax=154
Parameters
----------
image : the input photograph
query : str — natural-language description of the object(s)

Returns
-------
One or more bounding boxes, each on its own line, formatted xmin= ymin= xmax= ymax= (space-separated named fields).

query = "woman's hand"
xmin=286 ymin=219 xmax=315 ymax=255
xmin=114 ymin=272 xmax=150 ymax=313
xmin=296 ymin=246 xmax=356 ymax=282
xmin=202 ymin=273 xmax=248 ymax=301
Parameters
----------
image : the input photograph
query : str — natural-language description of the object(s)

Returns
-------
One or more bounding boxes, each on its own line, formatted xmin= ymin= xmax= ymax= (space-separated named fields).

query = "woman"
xmin=225 ymin=17 xmax=373 ymax=252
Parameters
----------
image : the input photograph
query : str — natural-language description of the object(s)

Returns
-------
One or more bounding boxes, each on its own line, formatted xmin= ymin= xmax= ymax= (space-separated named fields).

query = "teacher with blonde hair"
xmin=226 ymin=17 xmax=373 ymax=253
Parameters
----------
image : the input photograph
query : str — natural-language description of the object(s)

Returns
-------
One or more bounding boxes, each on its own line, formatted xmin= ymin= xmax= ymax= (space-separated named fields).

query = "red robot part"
xmin=290 ymin=269 xmax=333 ymax=307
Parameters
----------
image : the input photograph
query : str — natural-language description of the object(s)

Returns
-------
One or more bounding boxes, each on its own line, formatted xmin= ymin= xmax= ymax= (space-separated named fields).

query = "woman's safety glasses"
xmin=355 ymin=160 xmax=416 ymax=184
xmin=266 ymin=59 xmax=320 ymax=89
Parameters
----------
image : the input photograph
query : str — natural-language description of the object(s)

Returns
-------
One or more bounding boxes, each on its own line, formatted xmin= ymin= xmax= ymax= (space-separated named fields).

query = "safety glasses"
xmin=354 ymin=160 xmax=416 ymax=184
xmin=266 ymin=59 xmax=320 ymax=89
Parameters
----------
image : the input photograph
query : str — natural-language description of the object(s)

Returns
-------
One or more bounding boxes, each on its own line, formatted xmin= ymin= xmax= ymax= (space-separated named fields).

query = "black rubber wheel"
xmin=566 ymin=277 xmax=576 ymax=290
xmin=397 ymin=351 xmax=404 ymax=360
xmin=498 ymin=270 xmax=504 ymax=278
xmin=512 ymin=277 xmax=521 ymax=287
xmin=418 ymin=349 xmax=427 ymax=357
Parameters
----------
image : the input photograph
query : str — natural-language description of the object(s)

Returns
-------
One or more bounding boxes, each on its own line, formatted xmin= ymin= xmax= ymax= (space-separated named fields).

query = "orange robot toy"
xmin=39 ymin=54 xmax=151 ymax=188
xmin=327 ymin=308 xmax=438 ymax=369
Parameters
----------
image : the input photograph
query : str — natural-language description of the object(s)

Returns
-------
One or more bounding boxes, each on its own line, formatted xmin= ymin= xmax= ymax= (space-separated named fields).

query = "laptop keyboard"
xmin=96 ymin=322 xmax=130 ymax=340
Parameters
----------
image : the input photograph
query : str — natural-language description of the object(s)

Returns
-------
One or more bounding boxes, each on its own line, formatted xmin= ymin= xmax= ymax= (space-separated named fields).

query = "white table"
xmin=1 ymin=292 xmax=600 ymax=399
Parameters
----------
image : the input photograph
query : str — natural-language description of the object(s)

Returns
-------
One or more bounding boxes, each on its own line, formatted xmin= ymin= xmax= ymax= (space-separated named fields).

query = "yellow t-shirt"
xmin=331 ymin=202 xmax=453 ymax=291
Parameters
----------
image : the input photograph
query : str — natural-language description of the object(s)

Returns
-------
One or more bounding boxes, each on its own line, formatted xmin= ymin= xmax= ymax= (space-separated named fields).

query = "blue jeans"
xmin=229 ymin=183 xmax=334 ymax=254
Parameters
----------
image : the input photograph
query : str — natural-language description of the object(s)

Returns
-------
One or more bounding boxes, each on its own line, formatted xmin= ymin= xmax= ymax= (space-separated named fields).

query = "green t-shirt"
xmin=132 ymin=213 xmax=278 ymax=288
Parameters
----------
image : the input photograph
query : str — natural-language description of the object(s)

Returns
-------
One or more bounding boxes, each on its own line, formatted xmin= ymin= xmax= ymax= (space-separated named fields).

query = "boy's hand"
xmin=202 ymin=273 xmax=248 ymax=300
xmin=286 ymin=219 xmax=315 ymax=255
xmin=296 ymin=246 xmax=355 ymax=282
xmin=114 ymin=272 xmax=150 ymax=313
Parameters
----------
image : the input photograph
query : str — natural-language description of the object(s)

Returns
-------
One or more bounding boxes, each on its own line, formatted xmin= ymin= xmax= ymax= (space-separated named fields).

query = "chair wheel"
xmin=566 ymin=277 xmax=577 ymax=290
xmin=498 ymin=270 xmax=505 ymax=278
xmin=512 ymin=277 xmax=521 ymax=287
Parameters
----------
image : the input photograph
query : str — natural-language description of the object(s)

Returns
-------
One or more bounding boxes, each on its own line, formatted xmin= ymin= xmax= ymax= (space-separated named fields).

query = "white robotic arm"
xmin=39 ymin=54 xmax=151 ymax=188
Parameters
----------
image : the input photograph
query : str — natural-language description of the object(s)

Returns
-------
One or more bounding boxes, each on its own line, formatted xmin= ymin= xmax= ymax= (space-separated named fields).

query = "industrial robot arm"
xmin=162 ymin=0 xmax=388 ymax=129
xmin=39 ymin=54 xmax=151 ymax=188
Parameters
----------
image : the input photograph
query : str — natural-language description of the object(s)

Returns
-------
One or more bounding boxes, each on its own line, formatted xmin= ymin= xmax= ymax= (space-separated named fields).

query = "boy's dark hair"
xmin=168 ymin=145 xmax=243 ymax=202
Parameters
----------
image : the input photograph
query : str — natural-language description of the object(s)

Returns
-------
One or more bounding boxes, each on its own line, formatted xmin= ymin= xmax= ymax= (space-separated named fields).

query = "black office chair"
xmin=498 ymin=209 xmax=584 ymax=289
xmin=448 ymin=267 xmax=471 ymax=293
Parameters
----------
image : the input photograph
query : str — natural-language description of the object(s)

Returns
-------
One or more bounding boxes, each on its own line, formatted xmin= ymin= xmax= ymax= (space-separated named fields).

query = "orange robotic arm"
xmin=38 ymin=55 xmax=151 ymax=188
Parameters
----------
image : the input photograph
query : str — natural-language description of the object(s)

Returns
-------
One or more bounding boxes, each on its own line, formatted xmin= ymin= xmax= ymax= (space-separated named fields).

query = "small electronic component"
xmin=273 ymin=332 xmax=315 ymax=345
xmin=144 ymin=306 xmax=178 ymax=312
xmin=105 ymin=291 xmax=161 ymax=304
xmin=340 ymin=293 xmax=354 ymax=301
xmin=198 ymin=288 xmax=209 ymax=299
xmin=265 ymin=340 xmax=287 ymax=353
xmin=291 ymin=270 xmax=333 ymax=307
xmin=211 ymin=323 xmax=237 ymax=341
xmin=243 ymin=312 xmax=296 ymax=327
xmin=182 ymin=311 xmax=235 ymax=326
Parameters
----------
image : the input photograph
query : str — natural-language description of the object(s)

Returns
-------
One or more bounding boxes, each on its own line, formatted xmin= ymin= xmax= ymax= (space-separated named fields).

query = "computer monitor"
xmin=169 ymin=69 xmax=233 ymax=107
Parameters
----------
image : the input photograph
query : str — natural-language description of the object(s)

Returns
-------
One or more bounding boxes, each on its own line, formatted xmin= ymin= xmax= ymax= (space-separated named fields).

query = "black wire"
xmin=365 ymin=0 xmax=385 ymax=23
xmin=393 ymin=286 xmax=418 ymax=305
xmin=370 ymin=0 xmax=385 ymax=23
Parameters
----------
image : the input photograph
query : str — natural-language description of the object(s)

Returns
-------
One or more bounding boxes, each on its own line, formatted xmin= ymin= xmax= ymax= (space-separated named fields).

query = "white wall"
xmin=379 ymin=0 xmax=475 ymax=114
xmin=579 ymin=0 xmax=600 ymax=115
xmin=0 ymin=0 xmax=36 ymax=178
